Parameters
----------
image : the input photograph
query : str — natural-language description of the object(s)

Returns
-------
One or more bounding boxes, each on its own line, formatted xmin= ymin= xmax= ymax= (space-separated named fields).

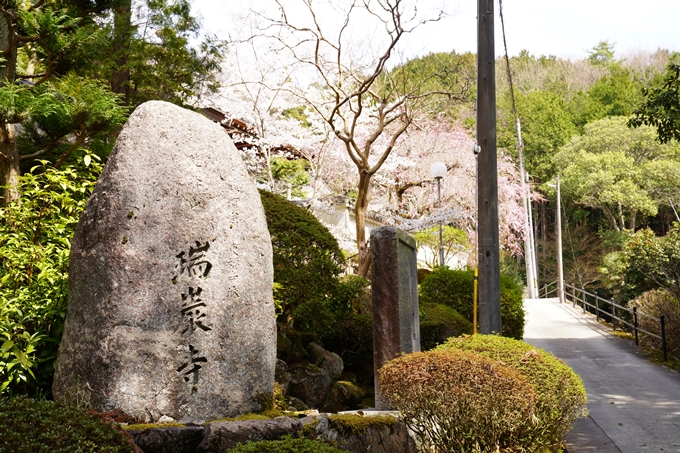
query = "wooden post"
xmin=477 ymin=0 xmax=501 ymax=334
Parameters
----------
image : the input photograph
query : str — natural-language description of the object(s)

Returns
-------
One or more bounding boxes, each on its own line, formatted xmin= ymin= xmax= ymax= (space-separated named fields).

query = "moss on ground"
xmin=123 ymin=422 xmax=186 ymax=430
xmin=327 ymin=414 xmax=397 ymax=436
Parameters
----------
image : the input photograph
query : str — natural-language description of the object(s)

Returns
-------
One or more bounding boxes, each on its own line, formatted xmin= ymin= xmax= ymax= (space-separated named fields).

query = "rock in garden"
xmin=287 ymin=342 xmax=343 ymax=409
xmin=52 ymin=101 xmax=276 ymax=422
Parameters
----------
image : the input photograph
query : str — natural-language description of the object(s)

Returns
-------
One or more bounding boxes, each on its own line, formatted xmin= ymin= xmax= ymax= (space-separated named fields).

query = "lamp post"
xmin=430 ymin=162 xmax=447 ymax=267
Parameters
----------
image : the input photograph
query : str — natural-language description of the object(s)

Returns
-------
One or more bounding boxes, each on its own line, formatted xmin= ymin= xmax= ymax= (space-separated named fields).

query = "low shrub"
xmin=0 ymin=395 xmax=137 ymax=452
xmin=419 ymin=267 xmax=474 ymax=318
xmin=436 ymin=335 xmax=588 ymax=451
xmin=379 ymin=349 xmax=536 ymax=453
xmin=293 ymin=275 xmax=374 ymax=383
xmin=419 ymin=267 xmax=526 ymax=339
xmin=629 ymin=289 xmax=680 ymax=359
xmin=0 ymin=157 xmax=101 ymax=395
xmin=419 ymin=303 xmax=472 ymax=350
xmin=228 ymin=435 xmax=346 ymax=453
xmin=500 ymin=273 xmax=526 ymax=340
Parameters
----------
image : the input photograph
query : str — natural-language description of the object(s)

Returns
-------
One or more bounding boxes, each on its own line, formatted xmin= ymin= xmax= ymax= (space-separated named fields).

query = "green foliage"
xmin=281 ymin=105 xmax=312 ymax=128
xmin=629 ymin=289 xmax=680 ymax=359
xmin=16 ymin=76 xmax=128 ymax=167
xmin=228 ymin=435 xmax=346 ymax=453
xmin=419 ymin=267 xmax=474 ymax=317
xmin=588 ymin=40 xmax=616 ymax=67
xmin=499 ymin=274 xmax=525 ymax=340
xmin=412 ymin=226 xmax=468 ymax=269
xmin=0 ymin=155 xmax=101 ymax=395
xmin=293 ymin=275 xmax=373 ymax=373
xmin=119 ymin=0 xmax=225 ymax=107
xmin=259 ymin=189 xmax=344 ymax=321
xmin=0 ymin=395 xmax=136 ymax=452
xmin=555 ymin=116 xmax=680 ymax=231
xmin=630 ymin=60 xmax=680 ymax=144
xmin=270 ymin=157 xmax=310 ymax=198
xmin=436 ymin=335 xmax=588 ymax=452
xmin=498 ymin=89 xmax=577 ymax=181
xmin=0 ymin=4 xmax=128 ymax=175
xmin=419 ymin=303 xmax=472 ymax=351
xmin=383 ymin=51 xmax=476 ymax=118
xmin=418 ymin=267 xmax=526 ymax=339
xmin=607 ymin=224 xmax=680 ymax=302
xmin=583 ymin=65 xmax=642 ymax=121
xmin=379 ymin=349 xmax=536 ymax=453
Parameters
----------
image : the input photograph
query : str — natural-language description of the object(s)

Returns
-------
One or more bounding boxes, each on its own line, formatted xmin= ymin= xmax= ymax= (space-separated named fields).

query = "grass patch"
xmin=641 ymin=347 xmax=680 ymax=373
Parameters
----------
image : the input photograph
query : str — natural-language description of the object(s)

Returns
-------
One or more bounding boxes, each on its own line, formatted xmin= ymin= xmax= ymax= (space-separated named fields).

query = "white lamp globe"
xmin=429 ymin=162 xmax=447 ymax=180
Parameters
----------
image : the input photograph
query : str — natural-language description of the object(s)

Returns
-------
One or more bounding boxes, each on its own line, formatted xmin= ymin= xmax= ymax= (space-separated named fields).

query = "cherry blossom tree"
xmin=321 ymin=117 xmax=528 ymax=264
xmin=205 ymin=37 xmax=335 ymax=198
xmin=239 ymin=0 xmax=472 ymax=277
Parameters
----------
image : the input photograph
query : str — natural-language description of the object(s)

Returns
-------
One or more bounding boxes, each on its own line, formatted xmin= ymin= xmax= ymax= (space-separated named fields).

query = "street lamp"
xmin=429 ymin=162 xmax=447 ymax=267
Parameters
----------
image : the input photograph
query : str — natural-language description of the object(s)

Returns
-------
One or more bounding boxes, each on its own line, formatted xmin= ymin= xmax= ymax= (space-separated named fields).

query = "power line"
xmin=498 ymin=0 xmax=539 ymax=298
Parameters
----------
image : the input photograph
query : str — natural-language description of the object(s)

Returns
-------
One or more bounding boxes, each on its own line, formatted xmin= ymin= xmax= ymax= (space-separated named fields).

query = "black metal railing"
xmin=540 ymin=281 xmax=668 ymax=362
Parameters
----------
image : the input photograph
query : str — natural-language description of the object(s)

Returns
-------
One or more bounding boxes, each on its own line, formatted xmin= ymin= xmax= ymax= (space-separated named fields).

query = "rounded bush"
xmin=0 ymin=396 xmax=136 ymax=452
xmin=379 ymin=349 xmax=536 ymax=453
xmin=419 ymin=267 xmax=526 ymax=339
xmin=259 ymin=189 xmax=344 ymax=320
xmin=500 ymin=273 xmax=525 ymax=340
xmin=419 ymin=303 xmax=472 ymax=350
xmin=228 ymin=436 xmax=346 ymax=453
xmin=436 ymin=335 xmax=588 ymax=451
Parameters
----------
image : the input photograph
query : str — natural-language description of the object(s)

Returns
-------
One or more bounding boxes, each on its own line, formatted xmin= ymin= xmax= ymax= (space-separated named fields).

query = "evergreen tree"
xmin=0 ymin=0 xmax=225 ymax=203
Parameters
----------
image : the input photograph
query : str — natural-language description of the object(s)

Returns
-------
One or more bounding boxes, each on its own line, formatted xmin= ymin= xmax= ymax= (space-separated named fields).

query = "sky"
xmin=191 ymin=0 xmax=680 ymax=62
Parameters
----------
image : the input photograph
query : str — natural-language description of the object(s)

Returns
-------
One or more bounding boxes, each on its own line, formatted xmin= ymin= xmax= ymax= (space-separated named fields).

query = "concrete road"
xmin=523 ymin=298 xmax=680 ymax=453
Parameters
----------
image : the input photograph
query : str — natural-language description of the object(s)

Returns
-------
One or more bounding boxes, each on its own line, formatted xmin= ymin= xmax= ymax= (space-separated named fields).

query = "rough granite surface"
xmin=52 ymin=100 xmax=276 ymax=422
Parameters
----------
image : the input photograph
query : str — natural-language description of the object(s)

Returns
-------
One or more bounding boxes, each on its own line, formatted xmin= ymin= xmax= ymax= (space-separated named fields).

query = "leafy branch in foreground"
xmin=0 ymin=154 xmax=101 ymax=396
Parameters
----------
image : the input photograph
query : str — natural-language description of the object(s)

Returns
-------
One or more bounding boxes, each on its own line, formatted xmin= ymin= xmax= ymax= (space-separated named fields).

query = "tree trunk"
xmin=601 ymin=205 xmax=620 ymax=232
xmin=112 ymin=0 xmax=132 ymax=102
xmin=355 ymin=171 xmax=372 ymax=278
xmin=540 ymin=200 xmax=546 ymax=284
xmin=0 ymin=123 xmax=20 ymax=203
xmin=0 ymin=6 xmax=20 ymax=204
xmin=617 ymin=201 xmax=625 ymax=231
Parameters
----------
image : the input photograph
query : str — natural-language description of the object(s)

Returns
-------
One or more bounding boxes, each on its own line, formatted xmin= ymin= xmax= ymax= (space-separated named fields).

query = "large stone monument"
xmin=370 ymin=226 xmax=420 ymax=410
xmin=53 ymin=101 xmax=276 ymax=422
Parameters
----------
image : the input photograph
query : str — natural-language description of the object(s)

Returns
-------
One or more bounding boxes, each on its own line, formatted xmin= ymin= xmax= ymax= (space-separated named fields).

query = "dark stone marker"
xmin=370 ymin=226 xmax=420 ymax=410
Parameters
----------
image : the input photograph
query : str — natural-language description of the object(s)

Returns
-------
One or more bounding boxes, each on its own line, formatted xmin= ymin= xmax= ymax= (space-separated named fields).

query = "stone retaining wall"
xmin=129 ymin=413 xmax=416 ymax=453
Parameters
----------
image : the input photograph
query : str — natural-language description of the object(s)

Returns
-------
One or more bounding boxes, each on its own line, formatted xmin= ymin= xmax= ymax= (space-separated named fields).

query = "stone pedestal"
xmin=370 ymin=226 xmax=420 ymax=410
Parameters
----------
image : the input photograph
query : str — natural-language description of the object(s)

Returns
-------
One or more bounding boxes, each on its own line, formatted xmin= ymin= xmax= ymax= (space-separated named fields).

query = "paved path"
xmin=523 ymin=298 xmax=680 ymax=453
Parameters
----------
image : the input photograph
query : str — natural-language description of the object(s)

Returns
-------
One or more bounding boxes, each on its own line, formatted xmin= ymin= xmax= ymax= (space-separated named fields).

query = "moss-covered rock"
xmin=322 ymin=381 xmax=366 ymax=413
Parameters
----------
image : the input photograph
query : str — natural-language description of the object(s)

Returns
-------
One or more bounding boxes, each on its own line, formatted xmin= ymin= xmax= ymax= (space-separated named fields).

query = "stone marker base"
xmin=130 ymin=413 xmax=416 ymax=453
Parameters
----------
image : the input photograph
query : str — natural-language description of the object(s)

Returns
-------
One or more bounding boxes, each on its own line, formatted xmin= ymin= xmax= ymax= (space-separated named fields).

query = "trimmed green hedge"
xmin=379 ymin=349 xmax=536 ymax=452
xmin=419 ymin=267 xmax=526 ymax=339
xmin=436 ymin=335 xmax=588 ymax=451
xmin=419 ymin=303 xmax=472 ymax=350
xmin=259 ymin=190 xmax=344 ymax=321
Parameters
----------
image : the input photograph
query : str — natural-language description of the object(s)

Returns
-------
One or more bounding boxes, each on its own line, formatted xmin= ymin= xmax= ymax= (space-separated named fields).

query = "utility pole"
xmin=477 ymin=0 xmax=502 ymax=334
xmin=556 ymin=176 xmax=565 ymax=303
